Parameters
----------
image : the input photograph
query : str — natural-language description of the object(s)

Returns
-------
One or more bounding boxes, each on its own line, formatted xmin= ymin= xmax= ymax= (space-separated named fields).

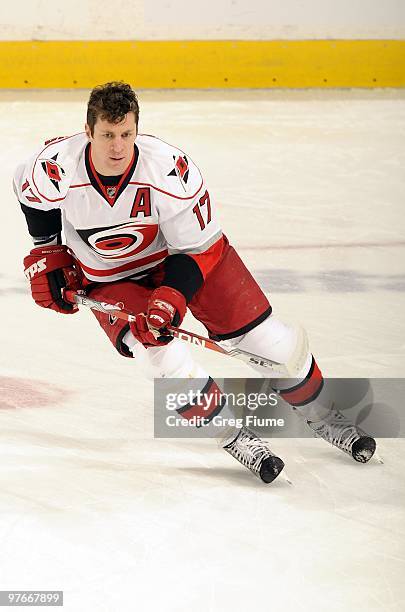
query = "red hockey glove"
xmin=23 ymin=245 xmax=81 ymax=314
xmin=130 ymin=286 xmax=187 ymax=347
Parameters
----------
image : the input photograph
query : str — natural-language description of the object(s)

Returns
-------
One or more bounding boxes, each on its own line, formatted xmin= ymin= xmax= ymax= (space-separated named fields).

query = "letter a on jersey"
xmin=130 ymin=188 xmax=152 ymax=218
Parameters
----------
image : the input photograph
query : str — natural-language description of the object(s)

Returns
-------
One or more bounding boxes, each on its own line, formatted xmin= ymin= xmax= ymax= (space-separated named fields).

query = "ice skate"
xmin=222 ymin=426 xmax=285 ymax=483
xmin=306 ymin=406 xmax=376 ymax=463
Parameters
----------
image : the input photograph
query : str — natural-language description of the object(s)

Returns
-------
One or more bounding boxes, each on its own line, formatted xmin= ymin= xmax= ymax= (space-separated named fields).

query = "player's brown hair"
xmin=86 ymin=82 xmax=139 ymax=135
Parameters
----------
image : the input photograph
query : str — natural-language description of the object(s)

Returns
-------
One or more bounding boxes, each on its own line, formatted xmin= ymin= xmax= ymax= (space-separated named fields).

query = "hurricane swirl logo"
xmin=77 ymin=222 xmax=158 ymax=260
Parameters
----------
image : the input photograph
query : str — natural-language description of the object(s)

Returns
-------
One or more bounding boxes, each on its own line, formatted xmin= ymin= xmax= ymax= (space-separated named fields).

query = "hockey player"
xmin=15 ymin=82 xmax=376 ymax=484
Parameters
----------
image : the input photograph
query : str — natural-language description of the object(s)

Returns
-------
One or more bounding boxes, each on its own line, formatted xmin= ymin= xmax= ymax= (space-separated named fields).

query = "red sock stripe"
xmin=176 ymin=378 xmax=225 ymax=423
xmin=280 ymin=357 xmax=324 ymax=407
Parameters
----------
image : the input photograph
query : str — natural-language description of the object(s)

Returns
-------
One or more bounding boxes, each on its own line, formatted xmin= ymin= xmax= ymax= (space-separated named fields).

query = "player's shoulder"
xmin=14 ymin=133 xmax=88 ymax=207
xmin=32 ymin=132 xmax=87 ymax=200
xmin=135 ymin=133 xmax=204 ymax=199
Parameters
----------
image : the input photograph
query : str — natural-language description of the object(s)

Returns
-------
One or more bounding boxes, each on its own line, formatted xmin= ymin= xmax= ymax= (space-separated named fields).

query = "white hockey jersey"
xmin=14 ymin=133 xmax=222 ymax=283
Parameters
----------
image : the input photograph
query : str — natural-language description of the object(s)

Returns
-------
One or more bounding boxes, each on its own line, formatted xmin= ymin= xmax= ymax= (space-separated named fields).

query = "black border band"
xmin=209 ymin=306 xmax=272 ymax=341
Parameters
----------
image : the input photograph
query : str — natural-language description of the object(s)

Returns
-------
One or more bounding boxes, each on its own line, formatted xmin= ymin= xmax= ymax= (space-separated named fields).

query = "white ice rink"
xmin=1 ymin=90 xmax=404 ymax=611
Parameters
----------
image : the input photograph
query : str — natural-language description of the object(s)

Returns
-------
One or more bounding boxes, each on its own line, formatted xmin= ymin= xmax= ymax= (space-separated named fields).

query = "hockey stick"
xmin=64 ymin=289 xmax=289 ymax=376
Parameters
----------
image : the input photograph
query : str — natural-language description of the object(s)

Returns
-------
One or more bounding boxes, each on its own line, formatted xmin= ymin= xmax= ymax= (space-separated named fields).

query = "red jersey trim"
xmin=31 ymin=132 xmax=84 ymax=204
xmin=77 ymin=249 xmax=168 ymax=277
xmin=68 ymin=179 xmax=204 ymax=201
xmin=128 ymin=180 xmax=203 ymax=201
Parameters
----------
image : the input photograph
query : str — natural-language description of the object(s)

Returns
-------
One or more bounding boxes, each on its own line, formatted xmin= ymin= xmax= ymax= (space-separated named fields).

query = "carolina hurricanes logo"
xmin=168 ymin=155 xmax=189 ymax=192
xmin=40 ymin=153 xmax=66 ymax=192
xmin=76 ymin=222 xmax=158 ymax=261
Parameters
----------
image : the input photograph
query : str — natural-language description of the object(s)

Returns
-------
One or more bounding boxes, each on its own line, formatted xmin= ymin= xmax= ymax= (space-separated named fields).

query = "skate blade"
xmin=374 ymin=452 xmax=384 ymax=464
xmin=282 ymin=471 xmax=293 ymax=485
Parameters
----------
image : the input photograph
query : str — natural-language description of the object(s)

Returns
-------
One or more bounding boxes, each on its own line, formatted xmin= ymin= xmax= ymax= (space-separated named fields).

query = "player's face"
xmin=85 ymin=112 xmax=137 ymax=175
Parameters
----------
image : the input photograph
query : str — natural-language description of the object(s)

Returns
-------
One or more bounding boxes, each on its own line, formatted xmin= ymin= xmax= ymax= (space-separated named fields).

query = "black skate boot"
xmin=222 ymin=426 xmax=285 ymax=483
xmin=306 ymin=406 xmax=376 ymax=463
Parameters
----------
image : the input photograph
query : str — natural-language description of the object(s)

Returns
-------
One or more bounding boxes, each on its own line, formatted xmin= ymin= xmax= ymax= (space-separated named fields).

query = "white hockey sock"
xmin=122 ymin=330 xmax=233 ymax=438
xmin=292 ymin=383 xmax=333 ymax=422
xmin=122 ymin=331 xmax=206 ymax=378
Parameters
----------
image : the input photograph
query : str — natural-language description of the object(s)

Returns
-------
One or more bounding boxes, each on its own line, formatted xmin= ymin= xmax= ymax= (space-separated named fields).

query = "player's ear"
xmin=85 ymin=124 xmax=92 ymax=140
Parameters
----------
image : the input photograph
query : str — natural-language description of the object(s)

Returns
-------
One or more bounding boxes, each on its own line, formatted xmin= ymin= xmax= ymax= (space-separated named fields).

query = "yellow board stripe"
xmin=1 ymin=40 xmax=404 ymax=88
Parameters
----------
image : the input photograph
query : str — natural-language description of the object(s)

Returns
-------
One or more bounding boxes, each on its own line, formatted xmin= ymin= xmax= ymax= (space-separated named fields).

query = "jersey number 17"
xmin=193 ymin=190 xmax=211 ymax=230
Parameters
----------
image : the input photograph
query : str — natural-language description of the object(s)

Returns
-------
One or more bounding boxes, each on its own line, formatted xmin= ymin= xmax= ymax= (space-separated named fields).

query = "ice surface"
xmin=0 ymin=90 xmax=404 ymax=611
